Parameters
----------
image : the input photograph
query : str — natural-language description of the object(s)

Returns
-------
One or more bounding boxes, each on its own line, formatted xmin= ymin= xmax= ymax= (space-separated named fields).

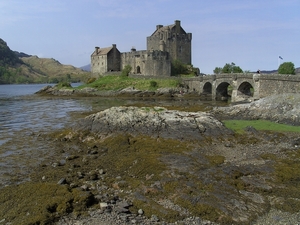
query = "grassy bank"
xmin=77 ymin=75 xmax=181 ymax=91
xmin=223 ymin=119 xmax=300 ymax=133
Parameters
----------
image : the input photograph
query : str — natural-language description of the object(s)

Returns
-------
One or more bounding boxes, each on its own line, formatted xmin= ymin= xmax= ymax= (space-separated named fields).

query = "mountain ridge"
xmin=0 ymin=38 xmax=90 ymax=84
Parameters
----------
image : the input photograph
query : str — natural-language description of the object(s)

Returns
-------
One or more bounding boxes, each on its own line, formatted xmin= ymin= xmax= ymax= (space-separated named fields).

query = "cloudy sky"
xmin=1 ymin=0 xmax=299 ymax=74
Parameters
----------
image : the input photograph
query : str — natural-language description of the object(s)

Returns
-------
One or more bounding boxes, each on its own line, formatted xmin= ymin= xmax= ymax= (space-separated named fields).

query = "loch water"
xmin=0 ymin=84 xmax=130 ymax=185
xmin=0 ymin=84 xmax=226 ymax=186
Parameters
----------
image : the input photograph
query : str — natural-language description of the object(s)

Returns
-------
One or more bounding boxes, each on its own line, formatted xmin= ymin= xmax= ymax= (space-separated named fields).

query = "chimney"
xmin=112 ymin=44 xmax=116 ymax=49
xmin=156 ymin=25 xmax=163 ymax=30
xmin=175 ymin=20 xmax=181 ymax=33
xmin=95 ymin=46 xmax=100 ymax=54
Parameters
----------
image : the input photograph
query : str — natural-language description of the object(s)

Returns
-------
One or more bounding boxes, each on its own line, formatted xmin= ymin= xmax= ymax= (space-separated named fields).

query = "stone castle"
xmin=91 ymin=20 xmax=192 ymax=77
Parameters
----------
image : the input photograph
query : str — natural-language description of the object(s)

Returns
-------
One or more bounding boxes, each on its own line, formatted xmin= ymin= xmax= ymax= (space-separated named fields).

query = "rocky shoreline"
xmin=35 ymin=85 xmax=190 ymax=98
xmin=1 ymin=91 xmax=300 ymax=225
xmin=212 ymin=93 xmax=300 ymax=126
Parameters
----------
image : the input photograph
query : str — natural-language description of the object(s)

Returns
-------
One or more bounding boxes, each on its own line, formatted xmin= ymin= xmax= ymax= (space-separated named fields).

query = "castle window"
xmin=179 ymin=46 xmax=182 ymax=53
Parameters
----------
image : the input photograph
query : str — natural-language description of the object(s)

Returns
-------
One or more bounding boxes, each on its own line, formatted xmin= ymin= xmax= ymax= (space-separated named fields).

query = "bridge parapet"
xmin=182 ymin=74 xmax=300 ymax=102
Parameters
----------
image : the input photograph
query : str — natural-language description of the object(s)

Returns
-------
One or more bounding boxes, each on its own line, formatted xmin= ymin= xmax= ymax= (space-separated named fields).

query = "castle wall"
xmin=147 ymin=20 xmax=192 ymax=65
xmin=121 ymin=50 xmax=146 ymax=74
xmin=121 ymin=50 xmax=171 ymax=76
xmin=147 ymin=36 xmax=161 ymax=53
xmin=170 ymin=33 xmax=192 ymax=64
xmin=144 ymin=51 xmax=171 ymax=76
xmin=107 ymin=46 xmax=121 ymax=72
xmin=91 ymin=54 xmax=108 ymax=75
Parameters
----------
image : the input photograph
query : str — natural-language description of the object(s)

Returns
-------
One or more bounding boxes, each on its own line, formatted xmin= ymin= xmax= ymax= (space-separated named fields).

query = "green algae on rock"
xmin=0 ymin=182 xmax=94 ymax=225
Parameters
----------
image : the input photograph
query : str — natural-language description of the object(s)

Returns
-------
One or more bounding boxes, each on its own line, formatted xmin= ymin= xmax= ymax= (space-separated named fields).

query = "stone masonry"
xmin=91 ymin=20 xmax=192 ymax=77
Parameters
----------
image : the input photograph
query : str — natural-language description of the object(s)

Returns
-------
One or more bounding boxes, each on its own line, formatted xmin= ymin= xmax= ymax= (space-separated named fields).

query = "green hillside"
xmin=20 ymin=56 xmax=90 ymax=83
xmin=0 ymin=38 xmax=90 ymax=84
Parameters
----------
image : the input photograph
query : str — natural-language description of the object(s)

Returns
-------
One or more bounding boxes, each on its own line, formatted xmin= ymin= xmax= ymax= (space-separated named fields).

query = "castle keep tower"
xmin=91 ymin=20 xmax=192 ymax=76
xmin=147 ymin=20 xmax=192 ymax=65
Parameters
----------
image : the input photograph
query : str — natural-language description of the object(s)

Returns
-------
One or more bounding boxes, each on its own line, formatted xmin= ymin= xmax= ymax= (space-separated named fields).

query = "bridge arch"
xmin=203 ymin=82 xmax=212 ymax=94
xmin=216 ymin=82 xmax=231 ymax=100
xmin=237 ymin=81 xmax=254 ymax=97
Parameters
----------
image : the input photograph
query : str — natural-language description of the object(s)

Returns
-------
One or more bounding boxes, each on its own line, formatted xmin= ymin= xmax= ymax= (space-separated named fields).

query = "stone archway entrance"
xmin=137 ymin=66 xmax=141 ymax=74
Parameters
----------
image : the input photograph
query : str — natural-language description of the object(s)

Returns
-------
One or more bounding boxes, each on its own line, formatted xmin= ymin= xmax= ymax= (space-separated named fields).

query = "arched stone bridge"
xmin=183 ymin=74 xmax=300 ymax=102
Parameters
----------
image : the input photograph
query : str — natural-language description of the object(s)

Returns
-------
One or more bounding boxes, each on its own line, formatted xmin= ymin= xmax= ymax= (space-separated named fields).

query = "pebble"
xmin=57 ymin=178 xmax=66 ymax=185
xmin=138 ymin=209 xmax=144 ymax=215
xmin=99 ymin=202 xmax=108 ymax=209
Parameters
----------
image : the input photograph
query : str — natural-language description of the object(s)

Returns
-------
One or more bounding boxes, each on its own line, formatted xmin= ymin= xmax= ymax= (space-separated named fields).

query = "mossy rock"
xmin=0 ymin=182 xmax=94 ymax=225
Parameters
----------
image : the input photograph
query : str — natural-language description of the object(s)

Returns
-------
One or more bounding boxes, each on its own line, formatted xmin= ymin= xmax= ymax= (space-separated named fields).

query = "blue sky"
xmin=0 ymin=0 xmax=299 ymax=74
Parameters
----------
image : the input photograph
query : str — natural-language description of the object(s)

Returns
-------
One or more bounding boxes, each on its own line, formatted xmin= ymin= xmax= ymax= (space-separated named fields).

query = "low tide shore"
xmin=1 ymin=91 xmax=300 ymax=225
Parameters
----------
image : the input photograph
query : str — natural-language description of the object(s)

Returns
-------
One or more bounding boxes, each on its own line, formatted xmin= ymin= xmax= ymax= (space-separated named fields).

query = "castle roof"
xmin=92 ymin=46 xmax=113 ymax=56
xmin=150 ymin=20 xmax=187 ymax=36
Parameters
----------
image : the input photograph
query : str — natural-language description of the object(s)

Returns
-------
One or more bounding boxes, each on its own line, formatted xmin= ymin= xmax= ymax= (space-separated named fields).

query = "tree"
xmin=221 ymin=62 xmax=243 ymax=73
xmin=213 ymin=67 xmax=222 ymax=74
xmin=171 ymin=59 xmax=189 ymax=76
xmin=121 ymin=65 xmax=132 ymax=76
xmin=278 ymin=62 xmax=295 ymax=75
xmin=66 ymin=74 xmax=71 ymax=82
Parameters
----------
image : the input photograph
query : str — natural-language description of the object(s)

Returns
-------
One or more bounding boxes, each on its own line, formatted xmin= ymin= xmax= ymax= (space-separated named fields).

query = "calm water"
xmin=0 ymin=84 xmax=84 ymax=146
xmin=0 ymin=84 xmax=111 ymax=185
xmin=0 ymin=84 xmax=224 ymax=186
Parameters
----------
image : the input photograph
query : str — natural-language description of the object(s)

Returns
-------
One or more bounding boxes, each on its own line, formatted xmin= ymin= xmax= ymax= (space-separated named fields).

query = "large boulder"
xmin=75 ymin=106 xmax=231 ymax=140
xmin=212 ymin=93 xmax=300 ymax=125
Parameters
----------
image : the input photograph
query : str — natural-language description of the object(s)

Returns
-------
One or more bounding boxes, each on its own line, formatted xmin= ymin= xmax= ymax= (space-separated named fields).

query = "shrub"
xmin=121 ymin=65 xmax=132 ymax=76
xmin=221 ymin=62 xmax=243 ymax=73
xmin=278 ymin=62 xmax=295 ymax=75
xmin=55 ymin=82 xmax=72 ymax=88
xmin=171 ymin=59 xmax=189 ymax=76
xmin=86 ymin=77 xmax=96 ymax=84
xmin=150 ymin=80 xmax=158 ymax=88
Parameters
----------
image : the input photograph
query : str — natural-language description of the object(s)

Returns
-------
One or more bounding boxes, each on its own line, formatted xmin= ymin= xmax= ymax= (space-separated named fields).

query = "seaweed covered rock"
xmin=75 ymin=106 xmax=232 ymax=140
xmin=0 ymin=182 xmax=95 ymax=224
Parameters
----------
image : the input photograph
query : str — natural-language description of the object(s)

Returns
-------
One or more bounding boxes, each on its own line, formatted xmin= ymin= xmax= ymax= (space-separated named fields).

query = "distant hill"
xmin=21 ymin=56 xmax=90 ymax=81
xmin=0 ymin=39 xmax=23 ymax=66
xmin=80 ymin=64 xmax=91 ymax=71
xmin=259 ymin=69 xmax=278 ymax=74
xmin=259 ymin=68 xmax=300 ymax=74
xmin=0 ymin=38 xmax=90 ymax=84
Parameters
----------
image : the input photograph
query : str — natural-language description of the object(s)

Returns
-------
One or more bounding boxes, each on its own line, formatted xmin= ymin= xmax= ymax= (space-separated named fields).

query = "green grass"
xmin=78 ymin=75 xmax=180 ymax=91
xmin=223 ymin=119 xmax=300 ymax=133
